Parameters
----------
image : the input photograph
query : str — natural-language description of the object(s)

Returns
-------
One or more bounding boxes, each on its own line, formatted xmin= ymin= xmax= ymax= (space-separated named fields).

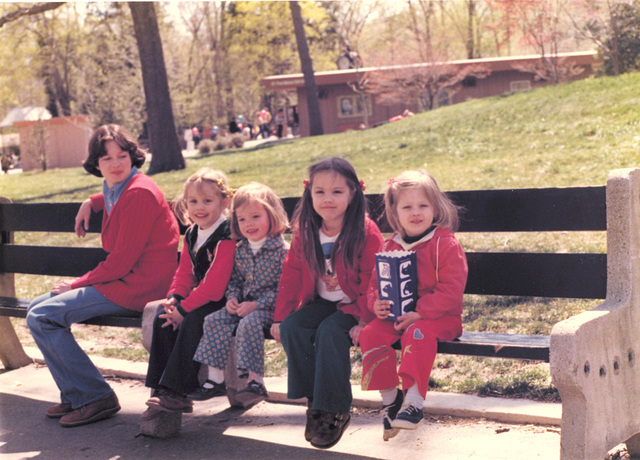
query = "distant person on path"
xmin=229 ymin=117 xmax=241 ymax=135
xmin=271 ymin=157 xmax=383 ymax=449
xmin=359 ymin=170 xmax=467 ymax=440
xmin=143 ymin=168 xmax=236 ymax=416
xmin=259 ymin=107 xmax=272 ymax=139
xmin=192 ymin=126 xmax=201 ymax=147
xmin=190 ymin=183 xmax=289 ymax=407
xmin=275 ymin=108 xmax=285 ymax=139
xmin=27 ymin=124 xmax=180 ymax=427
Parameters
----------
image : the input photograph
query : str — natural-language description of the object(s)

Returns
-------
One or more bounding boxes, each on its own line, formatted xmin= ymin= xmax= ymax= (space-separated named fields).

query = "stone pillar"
xmin=550 ymin=169 xmax=640 ymax=459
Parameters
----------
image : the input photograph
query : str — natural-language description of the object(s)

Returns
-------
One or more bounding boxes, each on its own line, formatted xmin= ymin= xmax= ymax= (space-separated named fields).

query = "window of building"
xmin=510 ymin=80 xmax=531 ymax=92
xmin=337 ymin=95 xmax=370 ymax=118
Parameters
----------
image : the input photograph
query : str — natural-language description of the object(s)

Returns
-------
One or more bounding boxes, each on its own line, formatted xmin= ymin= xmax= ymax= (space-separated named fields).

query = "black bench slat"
xmin=0 ymin=296 xmax=141 ymax=327
xmin=465 ymin=252 xmax=607 ymax=299
xmin=0 ymin=245 xmax=108 ymax=276
xmin=0 ymin=186 xmax=606 ymax=235
xmin=0 ymin=202 xmax=104 ymax=233
xmin=437 ymin=331 xmax=550 ymax=362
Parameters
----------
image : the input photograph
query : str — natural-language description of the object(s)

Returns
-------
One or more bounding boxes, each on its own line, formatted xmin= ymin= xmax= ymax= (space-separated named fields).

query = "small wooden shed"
xmin=14 ymin=115 xmax=92 ymax=172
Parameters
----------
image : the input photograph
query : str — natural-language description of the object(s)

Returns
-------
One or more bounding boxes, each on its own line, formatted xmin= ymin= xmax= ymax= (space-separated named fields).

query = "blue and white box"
xmin=375 ymin=250 xmax=418 ymax=321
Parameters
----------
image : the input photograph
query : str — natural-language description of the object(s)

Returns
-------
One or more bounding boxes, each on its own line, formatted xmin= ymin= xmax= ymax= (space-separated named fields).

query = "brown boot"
xmin=59 ymin=392 xmax=120 ymax=427
xmin=146 ymin=391 xmax=193 ymax=413
xmin=310 ymin=411 xmax=351 ymax=449
xmin=46 ymin=402 xmax=73 ymax=419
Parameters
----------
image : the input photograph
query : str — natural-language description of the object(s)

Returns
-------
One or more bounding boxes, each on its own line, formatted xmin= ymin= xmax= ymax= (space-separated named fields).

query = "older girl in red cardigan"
xmin=27 ymin=124 xmax=180 ymax=427
xmin=360 ymin=170 xmax=468 ymax=441
xmin=271 ymin=157 xmax=383 ymax=449
xmin=143 ymin=168 xmax=236 ymax=415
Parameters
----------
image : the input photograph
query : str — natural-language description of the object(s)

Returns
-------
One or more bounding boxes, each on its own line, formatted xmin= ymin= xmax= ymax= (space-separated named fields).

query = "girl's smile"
xmin=311 ymin=171 xmax=354 ymax=234
xmin=97 ymin=141 xmax=132 ymax=188
xmin=236 ymin=202 xmax=270 ymax=243
xmin=396 ymin=188 xmax=435 ymax=237
xmin=186 ymin=182 xmax=228 ymax=230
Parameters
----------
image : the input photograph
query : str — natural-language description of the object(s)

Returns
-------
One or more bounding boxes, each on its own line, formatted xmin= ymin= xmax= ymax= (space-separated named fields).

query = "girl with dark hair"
xmin=27 ymin=124 xmax=180 ymax=427
xmin=270 ymin=157 xmax=383 ymax=449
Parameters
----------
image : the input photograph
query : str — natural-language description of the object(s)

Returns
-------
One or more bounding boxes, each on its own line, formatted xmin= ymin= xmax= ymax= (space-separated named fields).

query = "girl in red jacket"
xmin=143 ymin=168 xmax=236 ymax=415
xmin=271 ymin=157 xmax=383 ymax=449
xmin=360 ymin=169 xmax=468 ymax=441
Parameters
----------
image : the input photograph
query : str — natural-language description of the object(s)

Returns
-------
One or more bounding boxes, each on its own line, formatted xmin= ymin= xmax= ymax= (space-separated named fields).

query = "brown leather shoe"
xmin=59 ymin=392 xmax=120 ymax=427
xmin=310 ymin=411 xmax=351 ymax=449
xmin=46 ymin=402 xmax=73 ymax=418
xmin=146 ymin=392 xmax=193 ymax=413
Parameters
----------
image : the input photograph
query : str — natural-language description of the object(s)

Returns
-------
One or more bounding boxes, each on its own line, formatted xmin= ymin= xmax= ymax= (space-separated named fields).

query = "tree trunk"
xmin=289 ymin=1 xmax=323 ymax=136
xmin=129 ymin=2 xmax=185 ymax=174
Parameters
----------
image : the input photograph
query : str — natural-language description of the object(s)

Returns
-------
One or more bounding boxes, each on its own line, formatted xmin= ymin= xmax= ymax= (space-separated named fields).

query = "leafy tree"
xmin=572 ymin=0 xmax=640 ymax=75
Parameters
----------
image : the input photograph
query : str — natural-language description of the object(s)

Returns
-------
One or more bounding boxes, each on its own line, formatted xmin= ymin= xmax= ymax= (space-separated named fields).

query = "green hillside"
xmin=4 ymin=72 xmax=640 ymax=203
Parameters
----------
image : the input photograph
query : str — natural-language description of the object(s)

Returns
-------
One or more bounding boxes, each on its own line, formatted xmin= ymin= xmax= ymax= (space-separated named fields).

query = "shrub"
xmin=198 ymin=139 xmax=216 ymax=154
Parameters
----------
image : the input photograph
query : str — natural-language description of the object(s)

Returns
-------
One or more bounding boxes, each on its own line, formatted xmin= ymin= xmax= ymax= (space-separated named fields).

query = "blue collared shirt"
xmin=103 ymin=167 xmax=139 ymax=214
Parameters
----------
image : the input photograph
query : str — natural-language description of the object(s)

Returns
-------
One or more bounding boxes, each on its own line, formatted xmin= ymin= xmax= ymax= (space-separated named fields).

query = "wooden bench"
xmin=1 ymin=168 xmax=639 ymax=458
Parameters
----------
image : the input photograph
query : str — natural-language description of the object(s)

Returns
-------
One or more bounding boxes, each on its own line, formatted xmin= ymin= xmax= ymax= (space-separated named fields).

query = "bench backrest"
xmin=0 ymin=186 xmax=607 ymax=300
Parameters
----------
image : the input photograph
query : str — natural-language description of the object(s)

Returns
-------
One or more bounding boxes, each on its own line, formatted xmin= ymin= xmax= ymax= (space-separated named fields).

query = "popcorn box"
xmin=375 ymin=250 xmax=418 ymax=321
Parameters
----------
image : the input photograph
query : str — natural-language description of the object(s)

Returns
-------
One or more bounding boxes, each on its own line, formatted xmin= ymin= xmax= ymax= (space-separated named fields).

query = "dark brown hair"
xmin=83 ymin=124 xmax=146 ymax=177
xmin=293 ymin=157 xmax=366 ymax=280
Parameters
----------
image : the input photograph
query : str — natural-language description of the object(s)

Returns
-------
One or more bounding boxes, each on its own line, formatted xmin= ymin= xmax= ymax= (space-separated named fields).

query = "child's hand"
xmin=226 ymin=297 xmax=240 ymax=314
xmin=270 ymin=323 xmax=281 ymax=343
xmin=349 ymin=322 xmax=365 ymax=346
xmin=394 ymin=311 xmax=422 ymax=332
xmin=160 ymin=301 xmax=184 ymax=330
xmin=373 ymin=299 xmax=392 ymax=320
xmin=236 ymin=301 xmax=258 ymax=317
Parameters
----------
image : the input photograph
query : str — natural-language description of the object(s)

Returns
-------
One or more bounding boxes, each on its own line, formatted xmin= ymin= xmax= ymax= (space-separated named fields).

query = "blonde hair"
xmin=385 ymin=169 xmax=461 ymax=234
xmin=173 ymin=168 xmax=231 ymax=226
xmin=229 ymin=182 xmax=289 ymax=240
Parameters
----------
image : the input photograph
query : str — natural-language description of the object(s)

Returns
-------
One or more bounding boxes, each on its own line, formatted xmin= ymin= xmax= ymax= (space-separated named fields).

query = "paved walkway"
xmin=0 ymin=348 xmax=563 ymax=459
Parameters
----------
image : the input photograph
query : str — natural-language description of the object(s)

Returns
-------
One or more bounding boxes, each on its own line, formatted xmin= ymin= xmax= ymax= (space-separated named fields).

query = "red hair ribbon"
xmin=388 ymin=178 xmax=395 ymax=187
xmin=303 ymin=179 xmax=310 ymax=189
xmin=359 ymin=180 xmax=366 ymax=192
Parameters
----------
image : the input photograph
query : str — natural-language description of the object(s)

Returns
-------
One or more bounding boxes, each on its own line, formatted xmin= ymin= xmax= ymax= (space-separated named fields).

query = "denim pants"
xmin=279 ymin=299 xmax=357 ymax=414
xmin=26 ymin=287 xmax=139 ymax=409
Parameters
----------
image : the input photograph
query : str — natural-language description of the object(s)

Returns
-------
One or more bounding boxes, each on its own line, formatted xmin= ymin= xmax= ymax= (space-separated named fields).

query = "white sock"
xmin=403 ymin=383 xmax=424 ymax=409
xmin=380 ymin=387 xmax=399 ymax=406
xmin=205 ymin=366 xmax=225 ymax=386
xmin=248 ymin=371 xmax=264 ymax=384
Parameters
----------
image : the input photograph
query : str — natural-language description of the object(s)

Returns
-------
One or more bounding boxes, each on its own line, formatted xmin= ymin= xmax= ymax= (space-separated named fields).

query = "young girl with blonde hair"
xmin=359 ymin=169 xmax=468 ymax=440
xmin=144 ymin=168 xmax=236 ymax=416
xmin=190 ymin=182 xmax=289 ymax=407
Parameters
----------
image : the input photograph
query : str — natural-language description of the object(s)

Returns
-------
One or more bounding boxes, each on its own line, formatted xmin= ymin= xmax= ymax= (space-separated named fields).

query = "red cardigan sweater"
xmin=71 ymin=174 xmax=180 ymax=312
xmin=274 ymin=217 xmax=383 ymax=323
xmin=367 ymin=227 xmax=468 ymax=322
xmin=167 ymin=221 xmax=236 ymax=312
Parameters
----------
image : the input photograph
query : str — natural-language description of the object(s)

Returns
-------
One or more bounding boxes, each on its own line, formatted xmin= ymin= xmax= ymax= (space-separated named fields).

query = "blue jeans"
xmin=26 ymin=287 xmax=139 ymax=409
xmin=279 ymin=299 xmax=357 ymax=414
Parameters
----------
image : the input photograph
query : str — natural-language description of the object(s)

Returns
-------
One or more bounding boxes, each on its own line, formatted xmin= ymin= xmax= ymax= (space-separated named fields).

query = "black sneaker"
xmin=186 ymin=380 xmax=227 ymax=401
xmin=235 ymin=380 xmax=269 ymax=407
xmin=310 ymin=411 xmax=351 ymax=449
xmin=392 ymin=403 xmax=424 ymax=430
xmin=382 ymin=389 xmax=404 ymax=441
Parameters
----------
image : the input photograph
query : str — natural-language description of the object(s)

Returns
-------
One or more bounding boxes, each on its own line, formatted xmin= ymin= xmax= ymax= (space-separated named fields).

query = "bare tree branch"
xmin=0 ymin=2 xmax=65 ymax=29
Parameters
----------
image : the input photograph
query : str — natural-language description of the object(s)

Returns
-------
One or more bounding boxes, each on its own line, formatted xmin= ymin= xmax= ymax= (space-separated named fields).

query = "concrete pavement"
xmin=0 ymin=348 xmax=565 ymax=459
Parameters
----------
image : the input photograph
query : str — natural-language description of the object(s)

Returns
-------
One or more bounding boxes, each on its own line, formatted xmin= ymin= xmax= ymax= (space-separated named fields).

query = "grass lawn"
xmin=4 ymin=72 xmax=638 ymax=400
